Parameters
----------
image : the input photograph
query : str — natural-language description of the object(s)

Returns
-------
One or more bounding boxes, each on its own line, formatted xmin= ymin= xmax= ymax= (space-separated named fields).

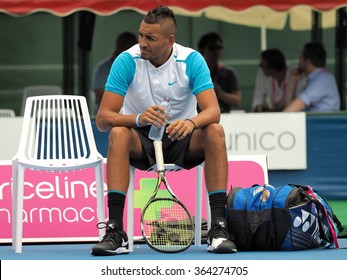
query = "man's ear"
xmin=168 ymin=35 xmax=175 ymax=46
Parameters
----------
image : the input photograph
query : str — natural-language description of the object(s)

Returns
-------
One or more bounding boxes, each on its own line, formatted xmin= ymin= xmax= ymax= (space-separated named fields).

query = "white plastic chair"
xmin=12 ymin=95 xmax=105 ymax=253
xmin=21 ymin=85 xmax=62 ymax=116
xmin=0 ymin=109 xmax=16 ymax=117
xmin=127 ymin=164 xmax=205 ymax=252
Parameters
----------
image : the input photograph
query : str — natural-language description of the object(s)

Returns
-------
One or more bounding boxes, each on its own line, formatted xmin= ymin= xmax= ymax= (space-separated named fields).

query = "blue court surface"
xmin=1 ymin=239 xmax=347 ymax=260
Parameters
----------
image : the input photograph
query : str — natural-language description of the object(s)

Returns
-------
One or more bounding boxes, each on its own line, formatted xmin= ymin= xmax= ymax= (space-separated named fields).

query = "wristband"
xmin=136 ymin=113 xmax=142 ymax=127
xmin=185 ymin=118 xmax=196 ymax=130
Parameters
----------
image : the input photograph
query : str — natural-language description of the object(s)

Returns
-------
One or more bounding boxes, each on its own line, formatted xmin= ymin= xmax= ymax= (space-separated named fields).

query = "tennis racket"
xmin=140 ymin=140 xmax=194 ymax=253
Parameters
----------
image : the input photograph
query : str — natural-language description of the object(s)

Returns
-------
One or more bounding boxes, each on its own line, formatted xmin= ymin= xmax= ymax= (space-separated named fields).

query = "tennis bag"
xmin=226 ymin=184 xmax=342 ymax=251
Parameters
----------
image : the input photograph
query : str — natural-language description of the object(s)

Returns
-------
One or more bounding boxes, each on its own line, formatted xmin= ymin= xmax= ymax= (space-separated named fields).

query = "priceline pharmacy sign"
xmin=220 ymin=112 xmax=307 ymax=170
xmin=0 ymin=157 xmax=267 ymax=242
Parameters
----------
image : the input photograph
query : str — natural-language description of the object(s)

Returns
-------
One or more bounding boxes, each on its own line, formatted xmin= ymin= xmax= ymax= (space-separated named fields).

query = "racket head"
xmin=140 ymin=197 xmax=194 ymax=253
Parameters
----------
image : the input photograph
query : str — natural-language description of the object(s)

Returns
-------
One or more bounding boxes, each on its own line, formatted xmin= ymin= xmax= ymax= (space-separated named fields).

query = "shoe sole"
xmin=91 ymin=247 xmax=129 ymax=256
xmin=207 ymin=245 xmax=237 ymax=254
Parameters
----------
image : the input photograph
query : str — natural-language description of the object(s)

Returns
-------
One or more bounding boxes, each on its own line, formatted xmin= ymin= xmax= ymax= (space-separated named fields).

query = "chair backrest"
xmin=0 ymin=109 xmax=15 ymax=117
xmin=21 ymin=85 xmax=62 ymax=116
xmin=17 ymin=95 xmax=99 ymax=166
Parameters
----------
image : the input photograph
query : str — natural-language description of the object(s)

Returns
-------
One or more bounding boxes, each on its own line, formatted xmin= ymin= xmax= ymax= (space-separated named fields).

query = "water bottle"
xmin=149 ymin=101 xmax=171 ymax=141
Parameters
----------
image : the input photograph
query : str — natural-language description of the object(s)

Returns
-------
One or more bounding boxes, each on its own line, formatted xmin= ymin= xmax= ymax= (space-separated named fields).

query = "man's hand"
xmin=289 ymin=67 xmax=305 ymax=83
xmin=166 ymin=119 xmax=195 ymax=141
xmin=137 ymin=105 xmax=170 ymax=127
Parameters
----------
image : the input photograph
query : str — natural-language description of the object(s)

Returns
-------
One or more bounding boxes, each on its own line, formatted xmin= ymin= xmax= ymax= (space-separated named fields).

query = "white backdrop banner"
xmin=220 ymin=112 xmax=306 ymax=170
xmin=0 ymin=113 xmax=306 ymax=170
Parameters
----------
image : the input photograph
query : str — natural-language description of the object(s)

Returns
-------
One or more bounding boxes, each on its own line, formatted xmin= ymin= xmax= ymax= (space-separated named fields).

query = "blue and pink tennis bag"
xmin=226 ymin=184 xmax=343 ymax=251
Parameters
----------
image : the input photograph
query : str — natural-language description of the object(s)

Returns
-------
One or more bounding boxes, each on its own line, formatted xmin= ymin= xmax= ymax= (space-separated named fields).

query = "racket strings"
xmin=142 ymin=199 xmax=194 ymax=252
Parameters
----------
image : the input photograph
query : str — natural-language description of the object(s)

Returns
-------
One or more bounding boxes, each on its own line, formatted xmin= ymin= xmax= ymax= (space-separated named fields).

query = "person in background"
xmin=284 ymin=42 xmax=340 ymax=112
xmin=198 ymin=32 xmax=241 ymax=113
xmin=91 ymin=6 xmax=237 ymax=256
xmin=252 ymin=48 xmax=306 ymax=112
xmin=92 ymin=31 xmax=137 ymax=114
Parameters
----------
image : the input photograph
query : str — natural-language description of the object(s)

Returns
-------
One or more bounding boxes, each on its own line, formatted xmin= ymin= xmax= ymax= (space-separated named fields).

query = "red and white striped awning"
xmin=1 ymin=1 xmax=346 ymax=30
xmin=0 ymin=1 xmax=346 ymax=16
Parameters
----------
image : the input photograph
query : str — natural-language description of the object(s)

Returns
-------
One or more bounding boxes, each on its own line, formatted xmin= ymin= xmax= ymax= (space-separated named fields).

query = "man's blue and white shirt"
xmin=105 ymin=43 xmax=213 ymax=121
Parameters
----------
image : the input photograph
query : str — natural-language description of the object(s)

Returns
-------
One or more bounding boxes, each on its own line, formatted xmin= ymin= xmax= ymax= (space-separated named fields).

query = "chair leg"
xmin=127 ymin=166 xmax=135 ymax=252
xmin=11 ymin=161 xmax=18 ymax=251
xmin=94 ymin=161 xmax=105 ymax=240
xmin=12 ymin=164 xmax=25 ymax=253
xmin=195 ymin=165 xmax=203 ymax=246
xmin=206 ymin=191 xmax=211 ymax=231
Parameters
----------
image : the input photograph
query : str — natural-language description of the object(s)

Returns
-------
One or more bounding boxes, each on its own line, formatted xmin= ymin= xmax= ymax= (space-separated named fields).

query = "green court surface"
xmin=330 ymin=200 xmax=347 ymax=237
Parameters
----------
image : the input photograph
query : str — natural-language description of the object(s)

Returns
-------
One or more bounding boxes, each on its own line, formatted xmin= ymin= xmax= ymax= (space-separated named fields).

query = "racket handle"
xmin=153 ymin=140 xmax=165 ymax=172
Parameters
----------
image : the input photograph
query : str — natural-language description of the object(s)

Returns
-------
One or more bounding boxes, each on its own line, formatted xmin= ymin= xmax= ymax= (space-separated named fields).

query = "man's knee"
xmin=205 ymin=123 xmax=225 ymax=139
xmin=108 ymin=127 xmax=131 ymax=146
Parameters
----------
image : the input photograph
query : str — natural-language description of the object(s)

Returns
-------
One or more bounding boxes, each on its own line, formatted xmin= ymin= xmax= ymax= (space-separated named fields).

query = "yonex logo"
xmin=293 ymin=209 xmax=318 ymax=232
xmin=168 ymin=81 xmax=177 ymax=86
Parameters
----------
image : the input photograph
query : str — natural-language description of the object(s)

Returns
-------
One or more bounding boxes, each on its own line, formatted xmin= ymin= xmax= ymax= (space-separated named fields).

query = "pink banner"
xmin=0 ymin=156 xmax=267 ymax=242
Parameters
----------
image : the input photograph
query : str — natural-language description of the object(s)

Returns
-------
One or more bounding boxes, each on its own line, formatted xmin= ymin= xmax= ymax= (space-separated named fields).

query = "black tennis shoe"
xmin=91 ymin=221 xmax=129 ymax=256
xmin=207 ymin=218 xmax=237 ymax=253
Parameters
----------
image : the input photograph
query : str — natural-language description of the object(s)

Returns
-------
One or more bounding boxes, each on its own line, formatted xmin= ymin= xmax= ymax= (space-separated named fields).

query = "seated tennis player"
xmin=91 ymin=5 xmax=237 ymax=256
